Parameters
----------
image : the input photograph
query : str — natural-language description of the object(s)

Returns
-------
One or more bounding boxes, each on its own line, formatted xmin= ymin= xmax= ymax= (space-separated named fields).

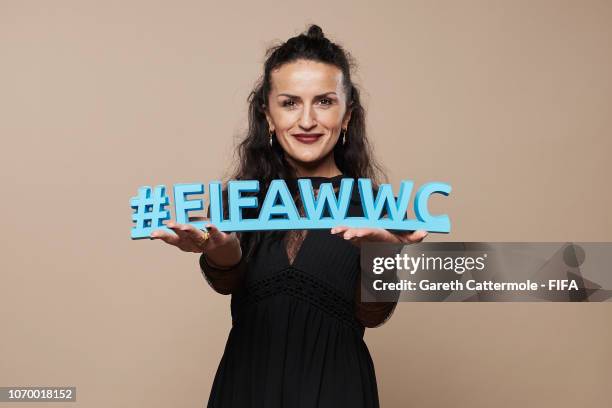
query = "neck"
xmin=286 ymin=155 xmax=342 ymax=178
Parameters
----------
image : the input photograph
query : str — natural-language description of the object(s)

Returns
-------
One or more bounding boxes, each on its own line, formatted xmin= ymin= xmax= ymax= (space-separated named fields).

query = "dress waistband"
xmin=232 ymin=266 xmax=365 ymax=337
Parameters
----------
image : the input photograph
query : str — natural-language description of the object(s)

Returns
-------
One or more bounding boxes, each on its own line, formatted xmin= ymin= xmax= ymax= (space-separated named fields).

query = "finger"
xmin=178 ymin=223 xmax=210 ymax=246
xmin=174 ymin=224 xmax=211 ymax=252
xmin=344 ymin=228 xmax=371 ymax=240
xmin=150 ymin=230 xmax=180 ymax=246
xmin=205 ymin=223 xmax=221 ymax=235
xmin=407 ymin=230 xmax=428 ymax=243
xmin=343 ymin=229 xmax=360 ymax=240
xmin=167 ymin=223 xmax=193 ymax=241
xmin=167 ymin=225 xmax=205 ymax=252
xmin=331 ymin=226 xmax=349 ymax=234
xmin=205 ymin=223 xmax=228 ymax=243
xmin=353 ymin=229 xmax=369 ymax=238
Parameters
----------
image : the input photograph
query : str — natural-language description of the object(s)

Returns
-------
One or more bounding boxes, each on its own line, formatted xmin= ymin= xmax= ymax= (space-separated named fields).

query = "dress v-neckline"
xmin=280 ymin=173 xmax=345 ymax=268
xmin=281 ymin=229 xmax=311 ymax=268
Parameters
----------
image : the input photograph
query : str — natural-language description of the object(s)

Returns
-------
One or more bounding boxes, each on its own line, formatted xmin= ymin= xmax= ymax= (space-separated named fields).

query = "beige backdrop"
xmin=1 ymin=1 xmax=611 ymax=407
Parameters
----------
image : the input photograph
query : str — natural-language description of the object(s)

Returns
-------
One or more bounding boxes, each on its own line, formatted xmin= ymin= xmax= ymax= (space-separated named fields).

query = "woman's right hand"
xmin=149 ymin=217 xmax=242 ymax=267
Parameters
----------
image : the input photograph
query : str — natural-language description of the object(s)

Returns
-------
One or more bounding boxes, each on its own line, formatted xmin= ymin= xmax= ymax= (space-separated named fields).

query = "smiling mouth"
xmin=292 ymin=133 xmax=324 ymax=144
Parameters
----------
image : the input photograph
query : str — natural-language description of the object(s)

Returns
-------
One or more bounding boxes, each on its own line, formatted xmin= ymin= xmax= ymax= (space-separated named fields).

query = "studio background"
xmin=1 ymin=1 xmax=611 ymax=407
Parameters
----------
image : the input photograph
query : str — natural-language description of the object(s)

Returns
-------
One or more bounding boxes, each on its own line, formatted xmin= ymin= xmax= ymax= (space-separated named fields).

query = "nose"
xmin=298 ymin=104 xmax=317 ymax=131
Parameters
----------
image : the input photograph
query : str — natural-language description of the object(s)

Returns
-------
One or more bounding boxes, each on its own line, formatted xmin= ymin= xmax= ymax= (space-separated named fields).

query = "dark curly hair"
xmin=221 ymin=24 xmax=387 ymax=259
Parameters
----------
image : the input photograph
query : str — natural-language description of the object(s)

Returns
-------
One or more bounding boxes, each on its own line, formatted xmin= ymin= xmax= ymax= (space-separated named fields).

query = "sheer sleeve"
xmin=354 ymin=271 xmax=399 ymax=328
xmin=200 ymin=250 xmax=246 ymax=295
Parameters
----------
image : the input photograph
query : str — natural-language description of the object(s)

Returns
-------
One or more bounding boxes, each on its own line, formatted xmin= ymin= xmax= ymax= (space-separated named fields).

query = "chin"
xmin=289 ymin=150 xmax=325 ymax=162
xmin=286 ymin=154 xmax=331 ymax=171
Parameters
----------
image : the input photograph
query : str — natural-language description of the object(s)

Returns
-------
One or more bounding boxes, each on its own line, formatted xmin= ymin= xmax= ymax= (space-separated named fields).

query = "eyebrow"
xmin=277 ymin=92 xmax=337 ymax=99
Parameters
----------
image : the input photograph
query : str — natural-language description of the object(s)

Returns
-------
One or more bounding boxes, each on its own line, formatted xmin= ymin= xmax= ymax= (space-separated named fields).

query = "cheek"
xmin=271 ymin=109 xmax=298 ymax=129
xmin=318 ymin=109 xmax=345 ymax=127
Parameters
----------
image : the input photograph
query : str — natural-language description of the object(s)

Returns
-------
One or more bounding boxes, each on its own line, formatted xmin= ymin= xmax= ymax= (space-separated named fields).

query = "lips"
xmin=292 ymin=133 xmax=324 ymax=144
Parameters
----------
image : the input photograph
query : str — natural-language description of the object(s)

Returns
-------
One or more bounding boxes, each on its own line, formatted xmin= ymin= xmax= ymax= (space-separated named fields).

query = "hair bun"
xmin=305 ymin=24 xmax=325 ymax=40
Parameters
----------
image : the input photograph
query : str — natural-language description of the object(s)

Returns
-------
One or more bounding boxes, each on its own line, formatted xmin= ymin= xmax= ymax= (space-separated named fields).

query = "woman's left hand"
xmin=330 ymin=226 xmax=428 ymax=247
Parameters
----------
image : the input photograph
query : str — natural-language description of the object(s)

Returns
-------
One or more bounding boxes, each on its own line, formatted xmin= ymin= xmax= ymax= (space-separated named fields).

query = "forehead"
xmin=269 ymin=59 xmax=344 ymax=95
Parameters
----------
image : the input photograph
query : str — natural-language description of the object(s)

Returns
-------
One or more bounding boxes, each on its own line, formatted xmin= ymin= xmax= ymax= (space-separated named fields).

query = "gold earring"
xmin=341 ymin=128 xmax=347 ymax=146
xmin=269 ymin=129 xmax=274 ymax=147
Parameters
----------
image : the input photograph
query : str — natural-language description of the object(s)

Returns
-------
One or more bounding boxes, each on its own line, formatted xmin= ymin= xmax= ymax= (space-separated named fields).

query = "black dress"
xmin=200 ymin=174 xmax=392 ymax=408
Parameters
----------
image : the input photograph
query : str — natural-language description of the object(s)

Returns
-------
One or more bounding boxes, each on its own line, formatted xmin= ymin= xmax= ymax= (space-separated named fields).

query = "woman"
xmin=151 ymin=24 xmax=427 ymax=407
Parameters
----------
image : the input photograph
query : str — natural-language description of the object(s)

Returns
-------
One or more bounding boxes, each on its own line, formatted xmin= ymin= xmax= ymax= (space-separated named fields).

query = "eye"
xmin=282 ymin=99 xmax=297 ymax=108
xmin=319 ymin=98 xmax=334 ymax=108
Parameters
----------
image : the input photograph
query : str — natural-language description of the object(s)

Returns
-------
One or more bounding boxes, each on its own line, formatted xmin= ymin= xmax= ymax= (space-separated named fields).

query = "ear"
xmin=342 ymin=106 xmax=353 ymax=129
xmin=263 ymin=105 xmax=274 ymax=131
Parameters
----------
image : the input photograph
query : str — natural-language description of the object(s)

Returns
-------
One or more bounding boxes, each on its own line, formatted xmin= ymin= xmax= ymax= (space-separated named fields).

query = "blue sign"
xmin=130 ymin=178 xmax=451 ymax=239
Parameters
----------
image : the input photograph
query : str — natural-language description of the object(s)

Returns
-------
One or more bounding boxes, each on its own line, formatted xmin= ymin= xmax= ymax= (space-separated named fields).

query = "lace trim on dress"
xmin=233 ymin=266 xmax=364 ymax=335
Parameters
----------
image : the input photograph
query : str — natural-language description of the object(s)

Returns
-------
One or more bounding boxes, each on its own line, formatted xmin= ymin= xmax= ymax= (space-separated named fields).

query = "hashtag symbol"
xmin=130 ymin=185 xmax=171 ymax=239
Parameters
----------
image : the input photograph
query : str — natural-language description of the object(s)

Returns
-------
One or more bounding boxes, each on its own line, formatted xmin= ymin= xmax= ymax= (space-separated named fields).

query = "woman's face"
xmin=265 ymin=59 xmax=352 ymax=175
